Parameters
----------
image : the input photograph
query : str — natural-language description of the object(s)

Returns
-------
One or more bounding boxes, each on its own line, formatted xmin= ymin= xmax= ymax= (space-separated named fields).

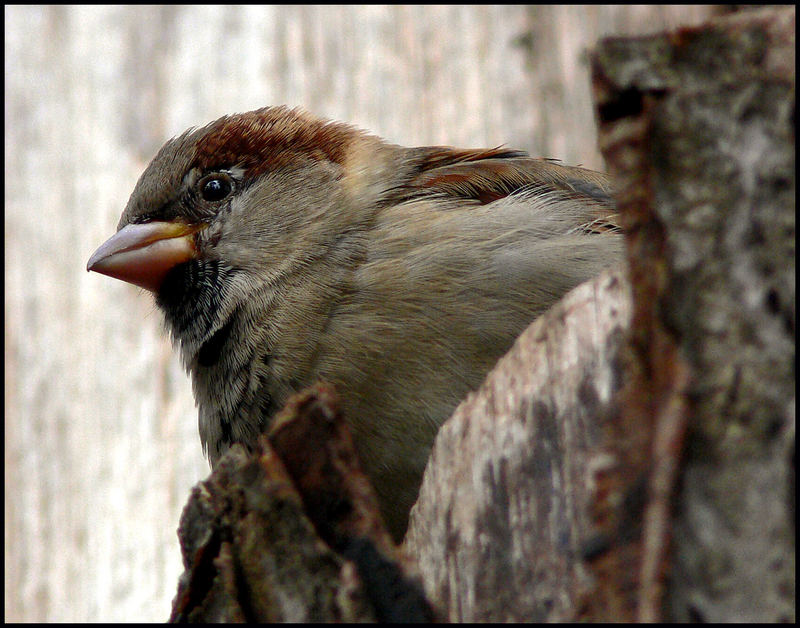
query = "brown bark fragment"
xmin=170 ymin=385 xmax=436 ymax=622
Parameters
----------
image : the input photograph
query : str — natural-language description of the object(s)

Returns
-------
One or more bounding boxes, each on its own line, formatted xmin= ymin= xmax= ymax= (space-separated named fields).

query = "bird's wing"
xmin=389 ymin=146 xmax=619 ymax=233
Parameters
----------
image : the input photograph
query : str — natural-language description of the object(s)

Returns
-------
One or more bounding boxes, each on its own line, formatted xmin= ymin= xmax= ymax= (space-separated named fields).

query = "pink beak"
xmin=87 ymin=221 xmax=202 ymax=293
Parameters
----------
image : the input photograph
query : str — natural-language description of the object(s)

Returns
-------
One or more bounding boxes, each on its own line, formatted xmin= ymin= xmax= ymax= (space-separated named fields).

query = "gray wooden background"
xmin=5 ymin=5 xmax=718 ymax=622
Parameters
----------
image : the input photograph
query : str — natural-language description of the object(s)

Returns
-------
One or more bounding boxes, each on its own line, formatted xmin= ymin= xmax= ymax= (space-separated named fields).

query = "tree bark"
xmin=169 ymin=384 xmax=435 ymax=622
xmin=594 ymin=6 xmax=794 ymax=622
xmin=404 ymin=269 xmax=632 ymax=621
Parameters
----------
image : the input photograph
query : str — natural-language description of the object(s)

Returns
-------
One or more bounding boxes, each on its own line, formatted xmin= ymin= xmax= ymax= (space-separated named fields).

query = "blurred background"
xmin=5 ymin=5 xmax=721 ymax=621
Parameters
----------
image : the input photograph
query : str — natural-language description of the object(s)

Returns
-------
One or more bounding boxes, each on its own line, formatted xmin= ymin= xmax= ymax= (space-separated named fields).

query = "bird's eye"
xmin=200 ymin=174 xmax=233 ymax=202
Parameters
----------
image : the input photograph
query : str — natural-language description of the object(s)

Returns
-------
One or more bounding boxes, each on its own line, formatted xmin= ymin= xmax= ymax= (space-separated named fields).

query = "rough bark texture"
xmin=588 ymin=6 xmax=795 ymax=622
xmin=169 ymin=445 xmax=369 ymax=622
xmin=170 ymin=384 xmax=435 ymax=622
xmin=404 ymin=269 xmax=632 ymax=621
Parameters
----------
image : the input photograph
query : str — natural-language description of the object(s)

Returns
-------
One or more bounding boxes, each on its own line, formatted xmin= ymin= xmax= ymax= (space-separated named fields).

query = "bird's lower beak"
xmin=87 ymin=221 xmax=203 ymax=293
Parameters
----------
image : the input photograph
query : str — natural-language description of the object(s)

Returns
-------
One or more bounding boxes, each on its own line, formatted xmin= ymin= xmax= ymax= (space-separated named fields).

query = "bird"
xmin=87 ymin=105 xmax=624 ymax=542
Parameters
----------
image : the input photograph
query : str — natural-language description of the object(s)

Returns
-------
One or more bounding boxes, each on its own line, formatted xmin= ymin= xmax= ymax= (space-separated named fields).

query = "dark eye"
xmin=199 ymin=174 xmax=233 ymax=202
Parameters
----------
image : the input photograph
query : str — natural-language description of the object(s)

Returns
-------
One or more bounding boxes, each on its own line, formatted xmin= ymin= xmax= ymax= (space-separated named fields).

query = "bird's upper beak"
xmin=87 ymin=221 xmax=203 ymax=293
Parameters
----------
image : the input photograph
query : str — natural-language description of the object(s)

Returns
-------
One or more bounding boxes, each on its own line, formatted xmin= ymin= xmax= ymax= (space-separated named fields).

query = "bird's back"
xmin=309 ymin=153 xmax=624 ymax=539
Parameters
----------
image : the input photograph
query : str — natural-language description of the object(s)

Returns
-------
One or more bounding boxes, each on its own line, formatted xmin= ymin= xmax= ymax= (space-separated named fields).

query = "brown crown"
xmin=191 ymin=106 xmax=364 ymax=177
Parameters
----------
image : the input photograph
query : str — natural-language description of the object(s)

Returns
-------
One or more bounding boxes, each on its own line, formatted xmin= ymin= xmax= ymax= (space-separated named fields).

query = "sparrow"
xmin=87 ymin=106 xmax=624 ymax=541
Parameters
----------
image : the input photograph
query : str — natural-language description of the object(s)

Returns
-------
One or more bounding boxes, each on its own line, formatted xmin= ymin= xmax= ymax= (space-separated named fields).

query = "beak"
xmin=87 ymin=221 xmax=203 ymax=293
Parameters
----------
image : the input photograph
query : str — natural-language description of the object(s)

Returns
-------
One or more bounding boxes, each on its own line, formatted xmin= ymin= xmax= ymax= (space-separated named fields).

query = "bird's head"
xmin=87 ymin=106 xmax=397 ymax=348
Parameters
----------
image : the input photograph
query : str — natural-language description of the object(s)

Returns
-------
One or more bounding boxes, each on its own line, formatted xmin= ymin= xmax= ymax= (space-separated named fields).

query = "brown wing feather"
xmin=395 ymin=146 xmax=619 ymax=232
